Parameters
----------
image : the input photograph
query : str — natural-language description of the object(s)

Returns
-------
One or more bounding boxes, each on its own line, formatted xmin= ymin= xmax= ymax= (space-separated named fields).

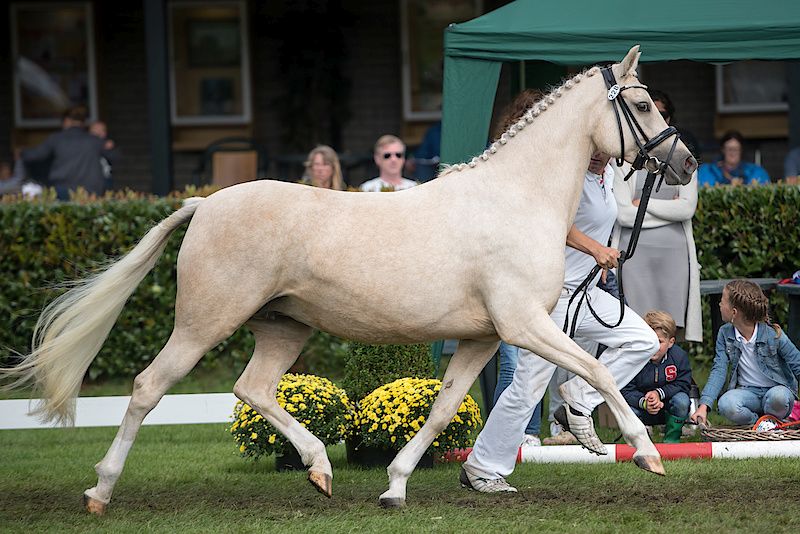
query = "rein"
xmin=562 ymin=67 xmax=682 ymax=337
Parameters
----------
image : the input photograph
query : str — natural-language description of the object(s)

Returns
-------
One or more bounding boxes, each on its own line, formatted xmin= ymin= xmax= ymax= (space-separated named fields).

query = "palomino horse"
xmin=2 ymin=47 xmax=696 ymax=512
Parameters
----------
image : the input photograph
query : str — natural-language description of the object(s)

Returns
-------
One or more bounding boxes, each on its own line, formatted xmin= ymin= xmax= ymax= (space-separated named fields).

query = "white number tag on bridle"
xmin=607 ymin=84 xmax=621 ymax=100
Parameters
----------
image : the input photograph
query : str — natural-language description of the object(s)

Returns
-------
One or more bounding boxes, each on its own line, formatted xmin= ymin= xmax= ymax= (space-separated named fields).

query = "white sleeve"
xmin=644 ymin=171 xmax=698 ymax=222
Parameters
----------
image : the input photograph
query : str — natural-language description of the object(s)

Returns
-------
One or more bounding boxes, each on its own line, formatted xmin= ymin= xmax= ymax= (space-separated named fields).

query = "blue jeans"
xmin=717 ymin=385 xmax=794 ymax=425
xmin=631 ymin=392 xmax=690 ymax=425
xmin=494 ymin=342 xmax=542 ymax=435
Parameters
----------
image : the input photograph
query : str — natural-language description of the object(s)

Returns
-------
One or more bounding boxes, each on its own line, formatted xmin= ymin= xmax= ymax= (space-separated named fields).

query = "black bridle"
xmin=563 ymin=66 xmax=683 ymax=337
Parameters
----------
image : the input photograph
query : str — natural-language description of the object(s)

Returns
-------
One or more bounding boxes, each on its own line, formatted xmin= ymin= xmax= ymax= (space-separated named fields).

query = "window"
xmin=716 ymin=61 xmax=789 ymax=113
xmin=11 ymin=3 xmax=97 ymax=128
xmin=168 ymin=1 xmax=251 ymax=125
xmin=400 ymin=0 xmax=482 ymax=121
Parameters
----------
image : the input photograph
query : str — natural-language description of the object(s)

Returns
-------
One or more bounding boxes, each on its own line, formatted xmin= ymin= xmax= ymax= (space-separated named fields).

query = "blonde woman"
xmin=302 ymin=145 xmax=344 ymax=190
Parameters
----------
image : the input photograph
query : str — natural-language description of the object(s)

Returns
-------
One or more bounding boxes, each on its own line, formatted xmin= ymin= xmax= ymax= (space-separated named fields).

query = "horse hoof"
xmin=82 ymin=492 xmax=107 ymax=515
xmin=633 ymin=455 xmax=666 ymax=476
xmin=308 ymin=471 xmax=332 ymax=498
xmin=379 ymin=496 xmax=406 ymax=509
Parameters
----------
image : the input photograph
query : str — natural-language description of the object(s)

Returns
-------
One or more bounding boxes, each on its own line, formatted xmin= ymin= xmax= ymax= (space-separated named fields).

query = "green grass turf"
xmin=2 ymin=424 xmax=800 ymax=533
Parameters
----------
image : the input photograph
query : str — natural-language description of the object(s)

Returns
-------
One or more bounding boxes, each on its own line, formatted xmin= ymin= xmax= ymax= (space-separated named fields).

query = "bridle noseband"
xmin=563 ymin=66 xmax=684 ymax=337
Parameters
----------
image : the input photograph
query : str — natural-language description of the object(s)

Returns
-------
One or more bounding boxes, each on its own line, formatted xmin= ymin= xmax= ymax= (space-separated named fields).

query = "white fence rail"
xmin=0 ymin=393 xmax=237 ymax=430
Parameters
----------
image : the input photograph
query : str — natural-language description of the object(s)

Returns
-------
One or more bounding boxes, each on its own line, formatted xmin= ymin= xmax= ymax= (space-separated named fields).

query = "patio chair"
xmin=192 ymin=137 xmax=269 ymax=188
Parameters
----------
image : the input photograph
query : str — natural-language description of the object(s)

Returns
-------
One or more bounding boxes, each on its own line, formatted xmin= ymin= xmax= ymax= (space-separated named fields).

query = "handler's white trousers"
xmin=466 ymin=286 xmax=659 ymax=479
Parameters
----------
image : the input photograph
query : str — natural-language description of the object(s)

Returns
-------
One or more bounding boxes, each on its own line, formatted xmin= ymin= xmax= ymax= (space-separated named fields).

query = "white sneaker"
xmin=522 ymin=434 xmax=541 ymax=447
xmin=554 ymin=404 xmax=608 ymax=455
xmin=550 ymin=421 xmax=563 ymax=437
xmin=460 ymin=466 xmax=518 ymax=493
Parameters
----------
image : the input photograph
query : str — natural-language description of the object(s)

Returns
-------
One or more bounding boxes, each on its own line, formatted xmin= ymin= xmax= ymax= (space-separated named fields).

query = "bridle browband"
xmin=563 ymin=66 xmax=683 ymax=337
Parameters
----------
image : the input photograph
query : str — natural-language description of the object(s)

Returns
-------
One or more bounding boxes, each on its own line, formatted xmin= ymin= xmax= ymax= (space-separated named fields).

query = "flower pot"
xmin=345 ymin=439 xmax=433 ymax=469
xmin=275 ymin=444 xmax=305 ymax=472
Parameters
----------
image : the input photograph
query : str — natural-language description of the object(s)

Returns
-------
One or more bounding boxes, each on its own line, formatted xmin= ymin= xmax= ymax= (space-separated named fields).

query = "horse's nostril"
xmin=684 ymin=156 xmax=698 ymax=173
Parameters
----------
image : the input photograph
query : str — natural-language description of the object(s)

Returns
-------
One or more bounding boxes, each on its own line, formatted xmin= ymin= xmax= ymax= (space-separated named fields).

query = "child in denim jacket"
xmin=691 ymin=280 xmax=800 ymax=426
xmin=621 ymin=310 xmax=692 ymax=442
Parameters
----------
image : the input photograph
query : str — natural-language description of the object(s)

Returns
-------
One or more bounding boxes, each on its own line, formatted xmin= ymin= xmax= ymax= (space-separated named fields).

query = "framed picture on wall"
xmin=187 ymin=19 xmax=241 ymax=68
xmin=716 ymin=61 xmax=789 ymax=113
xmin=401 ymin=0 xmax=482 ymax=121
xmin=168 ymin=1 xmax=251 ymax=125
xmin=10 ymin=2 xmax=98 ymax=127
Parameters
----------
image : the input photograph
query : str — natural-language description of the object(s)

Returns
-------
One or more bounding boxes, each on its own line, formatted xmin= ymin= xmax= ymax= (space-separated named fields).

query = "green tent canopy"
xmin=441 ymin=0 xmax=800 ymax=166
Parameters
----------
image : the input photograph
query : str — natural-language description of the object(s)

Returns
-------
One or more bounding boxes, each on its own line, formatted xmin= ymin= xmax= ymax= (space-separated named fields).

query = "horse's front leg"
xmin=507 ymin=309 xmax=663 ymax=475
xmin=378 ymin=339 xmax=499 ymax=508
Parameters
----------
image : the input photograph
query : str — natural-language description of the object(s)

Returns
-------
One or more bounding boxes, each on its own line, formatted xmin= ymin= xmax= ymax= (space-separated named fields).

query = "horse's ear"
xmin=619 ymin=45 xmax=641 ymax=75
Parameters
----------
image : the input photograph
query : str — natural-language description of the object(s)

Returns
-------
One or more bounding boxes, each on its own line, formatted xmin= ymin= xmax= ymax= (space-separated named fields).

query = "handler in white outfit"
xmin=461 ymin=153 xmax=659 ymax=492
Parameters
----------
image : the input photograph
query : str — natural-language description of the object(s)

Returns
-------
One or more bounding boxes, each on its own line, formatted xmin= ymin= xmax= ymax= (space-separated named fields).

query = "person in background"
xmin=0 ymin=160 xmax=23 ymax=196
xmin=698 ymin=130 xmax=770 ymax=186
xmin=20 ymin=106 xmax=110 ymax=200
xmin=89 ymin=120 xmax=117 ymax=191
xmin=302 ymin=145 xmax=344 ymax=190
xmin=406 ymin=121 xmax=441 ymax=183
xmin=612 ymin=91 xmax=702 ymax=344
xmin=359 ymin=135 xmax=417 ymax=192
xmin=621 ymin=310 xmax=692 ymax=443
xmin=782 ymin=146 xmax=800 ymax=185
xmin=489 ymin=89 xmax=547 ymax=448
xmin=691 ymin=280 xmax=800 ymax=427
xmin=648 ymin=89 xmax=700 ymax=160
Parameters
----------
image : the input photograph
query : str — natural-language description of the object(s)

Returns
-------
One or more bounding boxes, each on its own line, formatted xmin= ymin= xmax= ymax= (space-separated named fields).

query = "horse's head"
xmin=592 ymin=46 xmax=697 ymax=185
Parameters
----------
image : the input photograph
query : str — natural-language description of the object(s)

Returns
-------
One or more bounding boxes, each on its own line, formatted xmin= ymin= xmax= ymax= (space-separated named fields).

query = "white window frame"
xmin=716 ymin=62 xmax=789 ymax=114
xmin=167 ymin=0 xmax=252 ymax=125
xmin=400 ymin=0 xmax=482 ymax=122
xmin=10 ymin=2 xmax=98 ymax=128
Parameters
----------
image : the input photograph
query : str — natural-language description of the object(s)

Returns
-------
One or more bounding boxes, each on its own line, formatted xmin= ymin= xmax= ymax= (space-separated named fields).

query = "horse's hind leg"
xmin=379 ymin=339 xmax=499 ymax=508
xmin=83 ymin=330 xmax=213 ymax=514
xmin=232 ymin=317 xmax=333 ymax=497
xmin=506 ymin=310 xmax=663 ymax=475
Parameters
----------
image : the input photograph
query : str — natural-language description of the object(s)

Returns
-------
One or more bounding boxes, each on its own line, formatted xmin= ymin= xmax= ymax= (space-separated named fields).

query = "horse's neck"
xmin=483 ymin=97 xmax=597 ymax=222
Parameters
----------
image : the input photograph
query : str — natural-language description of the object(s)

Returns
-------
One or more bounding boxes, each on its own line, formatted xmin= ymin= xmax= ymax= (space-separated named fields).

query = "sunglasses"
xmin=382 ymin=152 xmax=405 ymax=159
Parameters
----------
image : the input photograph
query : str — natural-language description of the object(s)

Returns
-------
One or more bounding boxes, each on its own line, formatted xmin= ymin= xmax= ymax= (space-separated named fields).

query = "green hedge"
xmin=1 ymin=185 xmax=798 ymax=379
xmin=0 ymin=190 xmax=347 ymax=381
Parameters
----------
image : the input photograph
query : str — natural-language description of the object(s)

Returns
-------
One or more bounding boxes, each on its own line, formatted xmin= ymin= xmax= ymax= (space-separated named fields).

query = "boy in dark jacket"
xmin=621 ymin=310 xmax=692 ymax=442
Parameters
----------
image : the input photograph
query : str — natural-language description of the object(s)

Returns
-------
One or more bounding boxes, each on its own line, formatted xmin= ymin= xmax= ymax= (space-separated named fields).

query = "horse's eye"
xmin=636 ymin=102 xmax=650 ymax=112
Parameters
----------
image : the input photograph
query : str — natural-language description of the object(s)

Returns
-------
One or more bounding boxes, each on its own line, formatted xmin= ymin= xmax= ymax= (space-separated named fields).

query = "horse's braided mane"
xmin=438 ymin=66 xmax=602 ymax=178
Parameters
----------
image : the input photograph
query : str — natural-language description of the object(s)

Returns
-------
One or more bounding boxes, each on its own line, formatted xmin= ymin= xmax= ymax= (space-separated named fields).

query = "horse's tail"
xmin=1 ymin=197 xmax=205 ymax=425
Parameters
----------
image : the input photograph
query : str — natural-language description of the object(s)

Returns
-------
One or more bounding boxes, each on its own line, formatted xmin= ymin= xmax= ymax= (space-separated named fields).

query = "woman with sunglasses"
xmin=359 ymin=134 xmax=418 ymax=192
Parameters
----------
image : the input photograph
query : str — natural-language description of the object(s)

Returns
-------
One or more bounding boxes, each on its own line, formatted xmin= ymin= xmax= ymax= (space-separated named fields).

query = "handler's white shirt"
xmin=359 ymin=177 xmax=417 ymax=192
xmin=563 ymin=164 xmax=617 ymax=290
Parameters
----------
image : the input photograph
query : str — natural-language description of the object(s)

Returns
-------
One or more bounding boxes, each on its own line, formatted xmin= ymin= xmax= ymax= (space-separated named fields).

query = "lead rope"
xmin=562 ymin=67 xmax=681 ymax=336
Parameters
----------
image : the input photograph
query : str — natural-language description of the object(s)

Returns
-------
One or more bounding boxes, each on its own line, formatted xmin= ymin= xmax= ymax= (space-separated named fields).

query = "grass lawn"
xmin=2 ymin=424 xmax=800 ymax=533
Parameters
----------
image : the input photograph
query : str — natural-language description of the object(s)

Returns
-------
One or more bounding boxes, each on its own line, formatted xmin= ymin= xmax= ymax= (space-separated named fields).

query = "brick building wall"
xmin=0 ymin=7 xmax=12 ymax=165
xmin=2 ymin=2 xmax=792 ymax=190
xmin=642 ymin=61 xmax=788 ymax=180
xmin=94 ymin=2 xmax=151 ymax=192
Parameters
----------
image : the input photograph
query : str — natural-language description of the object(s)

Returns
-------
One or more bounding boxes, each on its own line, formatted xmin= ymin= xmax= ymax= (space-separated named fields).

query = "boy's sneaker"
xmin=522 ymin=434 xmax=541 ymax=447
xmin=550 ymin=421 xmax=563 ymax=437
xmin=542 ymin=430 xmax=578 ymax=445
xmin=459 ymin=466 xmax=518 ymax=493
